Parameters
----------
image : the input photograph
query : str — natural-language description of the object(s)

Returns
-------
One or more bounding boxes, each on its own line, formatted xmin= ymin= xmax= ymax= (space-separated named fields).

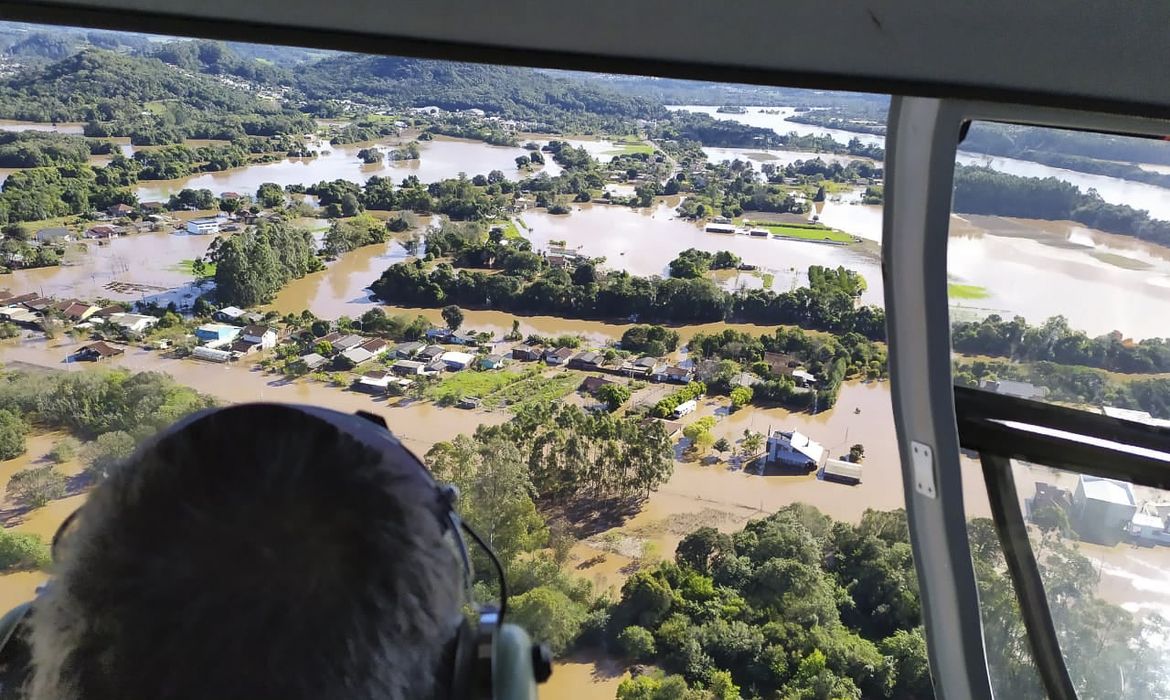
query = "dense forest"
xmin=952 ymin=165 xmax=1170 ymax=246
xmin=209 ymin=219 xmax=323 ymax=307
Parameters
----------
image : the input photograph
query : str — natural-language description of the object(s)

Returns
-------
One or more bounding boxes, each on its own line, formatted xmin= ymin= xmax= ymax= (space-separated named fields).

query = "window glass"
xmin=0 ymin=21 xmax=923 ymax=700
xmin=950 ymin=121 xmax=1170 ymax=697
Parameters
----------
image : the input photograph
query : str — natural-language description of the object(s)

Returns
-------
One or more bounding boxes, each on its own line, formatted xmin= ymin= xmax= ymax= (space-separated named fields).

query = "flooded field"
xmin=0 ymin=120 xmax=85 ymax=134
xmin=667 ymin=106 xmax=885 ymax=148
xmin=134 ymin=136 xmax=549 ymax=201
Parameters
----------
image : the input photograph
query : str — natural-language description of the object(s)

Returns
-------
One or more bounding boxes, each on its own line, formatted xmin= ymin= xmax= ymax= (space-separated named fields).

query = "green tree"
xmin=313 ymin=340 xmax=334 ymax=356
xmin=617 ymin=625 xmax=657 ymax=662
xmin=441 ymin=304 xmax=465 ymax=331
xmin=0 ymin=529 xmax=49 ymax=572
xmin=8 ymin=465 xmax=66 ymax=507
xmin=48 ymin=436 xmax=80 ymax=463
xmin=509 ymin=586 xmax=586 ymax=654
xmin=83 ymin=430 xmax=136 ymax=477
xmin=729 ymin=385 xmax=752 ymax=410
xmin=675 ymin=526 xmax=733 ymax=576
xmin=596 ymin=383 xmax=631 ymax=412
xmin=879 ymin=629 xmax=934 ymax=700
xmin=0 ymin=409 xmax=27 ymax=460
xmin=255 ymin=182 xmax=285 ymax=208
xmin=683 ymin=416 xmax=717 ymax=455
xmin=740 ymin=430 xmax=764 ymax=459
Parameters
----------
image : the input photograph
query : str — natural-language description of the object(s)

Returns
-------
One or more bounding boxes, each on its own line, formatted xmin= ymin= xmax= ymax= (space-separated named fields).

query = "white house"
xmin=391 ymin=359 xmax=427 ymax=376
xmin=1128 ymin=510 xmax=1170 ymax=546
xmin=978 ymin=379 xmax=1049 ymax=400
xmin=440 ymin=351 xmax=476 ymax=371
xmin=107 ymin=312 xmax=159 ymax=334
xmin=240 ymin=324 xmax=277 ymax=349
xmin=766 ymin=430 xmax=825 ymax=470
xmin=1072 ymin=475 xmax=1136 ymax=545
xmin=186 ymin=217 xmax=222 ymax=235
xmin=214 ymin=306 xmax=246 ymax=323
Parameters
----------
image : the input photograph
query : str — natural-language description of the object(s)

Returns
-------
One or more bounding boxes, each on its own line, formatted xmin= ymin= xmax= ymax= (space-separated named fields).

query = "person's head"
xmin=29 ymin=404 xmax=465 ymax=700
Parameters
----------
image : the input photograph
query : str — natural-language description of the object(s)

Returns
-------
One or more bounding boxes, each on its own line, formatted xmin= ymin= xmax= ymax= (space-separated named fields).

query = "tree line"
xmin=0 ymin=131 xmax=114 ymax=168
xmin=952 ymin=164 xmax=1170 ymax=246
xmin=209 ymin=219 xmax=323 ymax=307
xmin=951 ymin=313 xmax=1170 ymax=374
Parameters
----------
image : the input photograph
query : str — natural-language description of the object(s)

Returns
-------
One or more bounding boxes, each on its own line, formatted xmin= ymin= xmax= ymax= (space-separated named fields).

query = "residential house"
xmin=333 ymin=334 xmax=365 ymax=352
xmin=240 ymin=325 xmax=277 ymax=350
xmin=229 ymin=339 xmax=261 ymax=356
xmin=763 ymin=351 xmax=799 ymax=377
xmin=791 ymin=369 xmax=817 ymax=387
xmin=359 ymin=337 xmax=390 ymax=356
xmin=341 ymin=346 xmax=376 ymax=367
xmin=214 ymin=306 xmax=247 ymax=323
xmin=353 ymin=371 xmax=393 ymax=395
xmin=239 ymin=311 xmax=265 ymax=325
xmin=479 ymin=353 xmax=508 ymax=370
xmin=35 ymin=227 xmax=71 ymax=244
xmin=21 ymin=297 xmax=54 ymax=313
xmin=1071 ymin=475 xmax=1136 ymax=545
xmin=138 ymin=201 xmax=165 ymax=214
xmin=391 ymin=360 xmax=427 ymax=376
xmin=299 ymin=353 xmax=328 ymax=371
xmin=73 ymin=341 xmax=123 ymax=362
xmin=186 ymin=217 xmax=222 ymax=235
xmin=568 ymin=351 xmax=606 ymax=371
xmin=418 ymin=345 xmax=445 ymax=361
xmin=220 ymin=192 xmax=243 ymax=201
xmin=579 ymin=376 xmax=615 ymax=396
xmin=107 ymin=313 xmax=158 ymax=334
xmin=978 ymin=379 xmax=1049 ymax=401
xmin=84 ymin=225 xmax=122 ymax=240
xmin=106 ymin=203 xmax=134 ymax=217
xmin=544 ymin=347 xmax=574 ymax=365
xmin=654 ymin=365 xmax=694 ymax=384
xmin=60 ymin=302 xmax=100 ymax=323
xmin=1128 ymin=508 xmax=1170 ymax=546
xmin=0 ymin=305 xmax=41 ymax=328
xmin=621 ymin=356 xmax=663 ymax=377
xmin=766 ymin=430 xmax=825 ymax=470
xmin=317 ymin=331 xmax=344 ymax=345
xmin=512 ymin=345 xmax=543 ymax=361
xmin=705 ymin=223 xmax=736 ymax=234
xmin=4 ymin=293 xmax=37 ymax=306
xmin=425 ymin=357 xmax=448 ymax=373
xmin=731 ymin=372 xmax=764 ymax=388
xmin=457 ymin=397 xmax=482 ymax=409
xmin=393 ymin=341 xmax=425 ymax=359
xmin=440 ymin=351 xmax=476 ymax=371
xmin=194 ymin=323 xmax=241 ymax=345
xmin=448 ymin=331 xmax=478 ymax=346
xmin=425 ymin=328 xmax=451 ymax=343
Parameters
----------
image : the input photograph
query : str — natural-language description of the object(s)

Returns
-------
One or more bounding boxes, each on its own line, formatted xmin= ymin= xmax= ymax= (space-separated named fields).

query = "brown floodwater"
xmin=521 ymin=202 xmax=886 ymax=304
xmin=3 ymin=230 xmax=214 ymax=304
xmin=134 ymin=136 xmax=548 ymax=201
xmin=0 ymin=120 xmax=85 ymax=135
xmin=668 ymin=106 xmax=885 ymax=148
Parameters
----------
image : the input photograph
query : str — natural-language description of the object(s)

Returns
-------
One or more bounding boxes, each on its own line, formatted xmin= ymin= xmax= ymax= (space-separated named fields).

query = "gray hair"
xmin=29 ymin=404 xmax=463 ymax=700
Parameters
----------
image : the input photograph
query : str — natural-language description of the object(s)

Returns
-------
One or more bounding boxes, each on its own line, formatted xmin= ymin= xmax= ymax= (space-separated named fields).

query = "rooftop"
xmin=1080 ymin=475 xmax=1135 ymax=506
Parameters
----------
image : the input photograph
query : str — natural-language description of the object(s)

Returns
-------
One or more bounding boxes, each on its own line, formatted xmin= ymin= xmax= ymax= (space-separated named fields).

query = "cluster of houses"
xmin=509 ymin=342 xmax=697 ymax=383
xmin=189 ymin=308 xmax=278 ymax=363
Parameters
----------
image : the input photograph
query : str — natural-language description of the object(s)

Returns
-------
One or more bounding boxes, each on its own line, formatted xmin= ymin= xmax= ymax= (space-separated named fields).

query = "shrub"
xmin=7 ymin=466 xmax=67 ymax=507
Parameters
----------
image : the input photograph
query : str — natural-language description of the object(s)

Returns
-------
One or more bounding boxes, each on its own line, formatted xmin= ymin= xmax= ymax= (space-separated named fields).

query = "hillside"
xmin=295 ymin=55 xmax=666 ymax=129
xmin=149 ymin=40 xmax=294 ymax=86
xmin=0 ymin=48 xmax=270 ymax=122
xmin=555 ymin=72 xmax=890 ymax=109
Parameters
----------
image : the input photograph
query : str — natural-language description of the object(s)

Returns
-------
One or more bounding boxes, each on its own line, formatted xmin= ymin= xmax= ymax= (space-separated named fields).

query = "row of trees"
xmin=0 ymin=131 xmax=114 ymax=168
xmin=371 ymin=259 xmax=887 ymax=341
xmin=951 ymin=313 xmax=1170 ymax=374
xmin=952 ymin=164 xmax=1170 ymax=246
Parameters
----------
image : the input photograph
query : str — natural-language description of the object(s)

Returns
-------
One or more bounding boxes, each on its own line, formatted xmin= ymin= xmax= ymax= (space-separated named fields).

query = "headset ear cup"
xmin=446 ymin=618 xmax=475 ymax=700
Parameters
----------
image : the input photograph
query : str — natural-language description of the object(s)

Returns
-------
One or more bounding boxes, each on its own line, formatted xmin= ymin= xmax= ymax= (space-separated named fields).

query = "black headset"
xmin=0 ymin=403 xmax=552 ymax=700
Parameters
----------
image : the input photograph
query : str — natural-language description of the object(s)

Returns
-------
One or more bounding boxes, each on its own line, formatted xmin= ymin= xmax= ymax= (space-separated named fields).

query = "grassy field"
xmin=604 ymin=140 xmax=655 ymax=157
xmin=486 ymin=371 xmax=580 ymax=412
xmin=948 ymin=283 xmax=990 ymax=299
xmin=493 ymin=219 xmax=524 ymax=240
xmin=428 ymin=369 xmax=526 ymax=403
xmin=171 ymin=259 xmax=217 ymax=277
xmin=743 ymin=222 xmax=853 ymax=243
xmin=1090 ymin=251 xmax=1153 ymax=270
